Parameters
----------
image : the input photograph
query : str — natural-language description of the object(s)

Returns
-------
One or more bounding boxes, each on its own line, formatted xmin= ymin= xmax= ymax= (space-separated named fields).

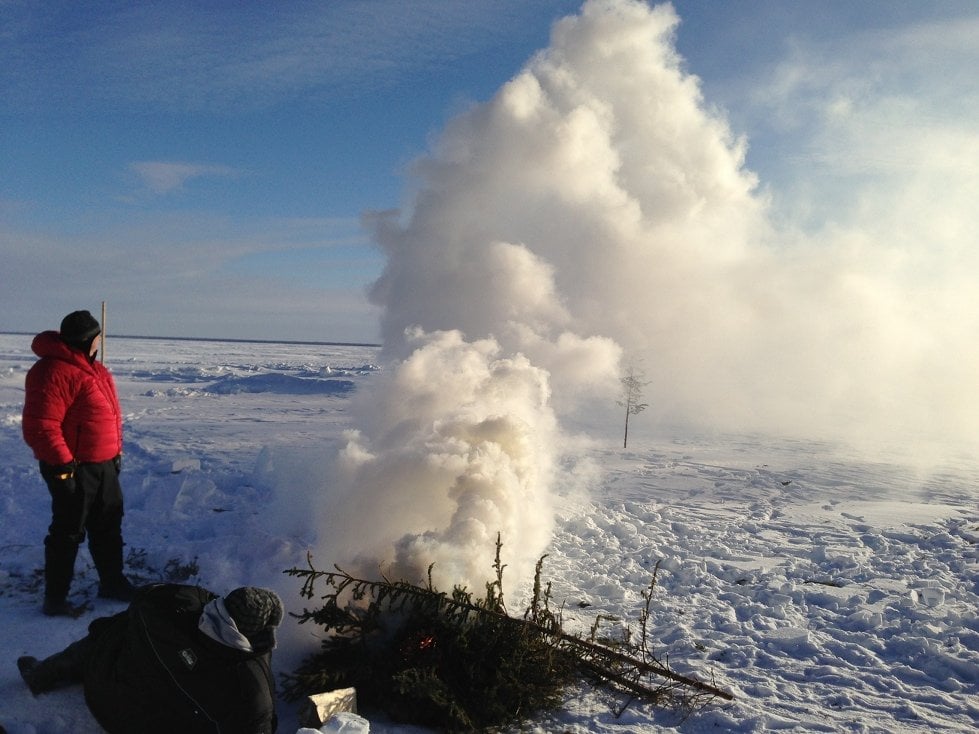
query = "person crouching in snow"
xmin=17 ymin=583 xmax=283 ymax=734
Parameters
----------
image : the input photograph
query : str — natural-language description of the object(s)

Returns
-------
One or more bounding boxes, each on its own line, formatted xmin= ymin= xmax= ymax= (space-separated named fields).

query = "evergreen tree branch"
xmin=285 ymin=552 xmax=732 ymax=704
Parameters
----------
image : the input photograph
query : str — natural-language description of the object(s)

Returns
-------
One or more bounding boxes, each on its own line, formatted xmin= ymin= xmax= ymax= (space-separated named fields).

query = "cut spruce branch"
xmin=545 ymin=616 xmax=732 ymax=700
xmin=289 ymin=559 xmax=731 ymax=699
xmin=283 ymin=538 xmax=731 ymax=730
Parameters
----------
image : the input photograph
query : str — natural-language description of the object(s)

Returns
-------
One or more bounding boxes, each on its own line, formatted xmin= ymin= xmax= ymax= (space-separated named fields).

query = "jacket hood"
xmin=198 ymin=598 xmax=276 ymax=655
xmin=32 ymin=330 xmax=93 ymax=367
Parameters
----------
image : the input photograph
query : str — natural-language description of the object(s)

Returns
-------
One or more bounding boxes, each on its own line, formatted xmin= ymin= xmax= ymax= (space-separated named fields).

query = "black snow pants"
xmin=41 ymin=459 xmax=125 ymax=602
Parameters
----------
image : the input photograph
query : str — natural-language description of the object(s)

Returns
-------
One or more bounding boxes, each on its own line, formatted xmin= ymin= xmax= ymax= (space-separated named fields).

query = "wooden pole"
xmin=100 ymin=301 xmax=106 ymax=364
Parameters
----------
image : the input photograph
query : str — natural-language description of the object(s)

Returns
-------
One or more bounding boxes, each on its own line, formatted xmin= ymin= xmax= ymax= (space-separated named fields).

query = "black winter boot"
xmin=98 ymin=575 xmax=136 ymax=602
xmin=42 ymin=597 xmax=86 ymax=617
xmin=17 ymin=656 xmax=43 ymax=695
xmin=90 ymin=527 xmax=126 ymax=595
xmin=17 ymin=638 xmax=90 ymax=694
xmin=43 ymin=535 xmax=80 ymax=605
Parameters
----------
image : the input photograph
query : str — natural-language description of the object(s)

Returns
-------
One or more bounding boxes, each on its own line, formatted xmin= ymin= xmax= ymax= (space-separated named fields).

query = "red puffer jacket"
xmin=22 ymin=331 xmax=123 ymax=465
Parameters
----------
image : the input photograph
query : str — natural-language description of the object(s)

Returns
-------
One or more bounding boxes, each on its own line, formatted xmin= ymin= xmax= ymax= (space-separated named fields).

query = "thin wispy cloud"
xmin=1 ymin=212 xmax=380 ymax=341
xmin=756 ymin=15 xmax=979 ymax=129
xmin=0 ymin=1 xmax=570 ymax=113
xmin=705 ymin=9 xmax=979 ymax=238
xmin=4 ymin=0 xmax=977 ymax=357
xmin=129 ymin=161 xmax=239 ymax=195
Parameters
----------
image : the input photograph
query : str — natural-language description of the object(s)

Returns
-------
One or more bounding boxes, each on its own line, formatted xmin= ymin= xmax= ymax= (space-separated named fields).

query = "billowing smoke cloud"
xmin=367 ymin=0 xmax=772 ymax=432
xmin=312 ymin=329 xmax=559 ymax=591
xmin=367 ymin=0 xmax=979 ymax=449
xmin=309 ymin=0 xmax=979 ymax=589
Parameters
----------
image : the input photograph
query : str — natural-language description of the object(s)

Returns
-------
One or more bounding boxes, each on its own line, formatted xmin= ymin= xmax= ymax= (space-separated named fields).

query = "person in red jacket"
xmin=22 ymin=309 xmax=134 ymax=616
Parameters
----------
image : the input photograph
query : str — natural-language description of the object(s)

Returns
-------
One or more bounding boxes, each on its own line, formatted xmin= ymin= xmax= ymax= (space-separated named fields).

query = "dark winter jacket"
xmin=82 ymin=584 xmax=278 ymax=734
xmin=22 ymin=330 xmax=123 ymax=465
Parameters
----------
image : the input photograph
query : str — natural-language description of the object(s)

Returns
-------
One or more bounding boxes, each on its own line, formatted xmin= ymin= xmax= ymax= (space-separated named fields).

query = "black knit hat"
xmin=225 ymin=587 xmax=283 ymax=640
xmin=60 ymin=310 xmax=101 ymax=348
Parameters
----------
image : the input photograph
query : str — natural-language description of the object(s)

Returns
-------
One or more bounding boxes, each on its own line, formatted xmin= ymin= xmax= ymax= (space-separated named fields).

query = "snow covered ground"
xmin=2 ymin=332 xmax=979 ymax=733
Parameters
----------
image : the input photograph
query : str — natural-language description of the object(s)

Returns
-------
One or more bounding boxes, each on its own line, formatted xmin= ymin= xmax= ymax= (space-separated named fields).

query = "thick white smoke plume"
xmin=314 ymin=329 xmax=558 ymax=591
xmin=310 ymin=0 xmax=979 ymax=589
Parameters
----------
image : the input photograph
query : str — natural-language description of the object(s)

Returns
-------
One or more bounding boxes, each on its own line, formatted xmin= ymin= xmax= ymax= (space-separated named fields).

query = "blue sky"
xmin=3 ymin=0 xmax=978 ymax=344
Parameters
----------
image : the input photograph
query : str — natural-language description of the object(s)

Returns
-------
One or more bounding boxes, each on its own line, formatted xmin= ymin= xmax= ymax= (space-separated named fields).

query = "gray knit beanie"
xmin=224 ymin=587 xmax=283 ymax=645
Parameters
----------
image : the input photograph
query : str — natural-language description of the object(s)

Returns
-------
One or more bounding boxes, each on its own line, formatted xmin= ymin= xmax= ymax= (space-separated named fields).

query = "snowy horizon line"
xmin=1 ymin=331 xmax=382 ymax=349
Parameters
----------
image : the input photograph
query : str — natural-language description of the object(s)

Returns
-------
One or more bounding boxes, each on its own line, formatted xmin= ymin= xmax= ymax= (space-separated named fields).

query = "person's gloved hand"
xmin=42 ymin=461 xmax=77 ymax=494
xmin=113 ymin=454 xmax=122 ymax=474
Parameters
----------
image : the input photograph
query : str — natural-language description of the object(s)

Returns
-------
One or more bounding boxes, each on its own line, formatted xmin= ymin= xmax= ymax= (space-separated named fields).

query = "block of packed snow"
xmin=913 ymin=586 xmax=945 ymax=607
xmin=171 ymin=457 xmax=201 ymax=473
xmin=297 ymin=687 xmax=358 ymax=729
xmin=320 ymin=712 xmax=371 ymax=733
xmin=766 ymin=627 xmax=810 ymax=651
